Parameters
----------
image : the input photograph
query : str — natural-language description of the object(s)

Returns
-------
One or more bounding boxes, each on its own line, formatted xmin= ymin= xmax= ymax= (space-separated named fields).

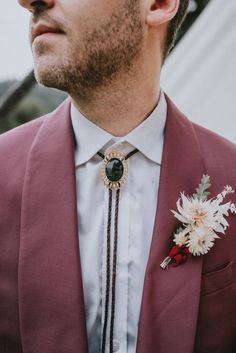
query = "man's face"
xmin=18 ymin=0 xmax=144 ymax=97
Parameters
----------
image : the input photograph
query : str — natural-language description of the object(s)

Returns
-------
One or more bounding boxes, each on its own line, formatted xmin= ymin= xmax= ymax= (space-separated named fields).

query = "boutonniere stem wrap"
xmin=160 ymin=175 xmax=236 ymax=270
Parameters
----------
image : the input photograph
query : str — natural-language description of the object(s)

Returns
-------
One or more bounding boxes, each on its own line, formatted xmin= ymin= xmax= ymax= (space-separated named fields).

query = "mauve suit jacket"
xmin=0 ymin=95 xmax=236 ymax=353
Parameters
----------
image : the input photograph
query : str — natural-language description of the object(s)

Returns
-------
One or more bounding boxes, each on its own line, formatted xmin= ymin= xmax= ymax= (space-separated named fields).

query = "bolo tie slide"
xmin=97 ymin=148 xmax=139 ymax=353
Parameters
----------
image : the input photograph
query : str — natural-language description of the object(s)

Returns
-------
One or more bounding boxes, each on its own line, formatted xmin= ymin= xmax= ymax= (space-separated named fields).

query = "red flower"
xmin=168 ymin=245 xmax=191 ymax=267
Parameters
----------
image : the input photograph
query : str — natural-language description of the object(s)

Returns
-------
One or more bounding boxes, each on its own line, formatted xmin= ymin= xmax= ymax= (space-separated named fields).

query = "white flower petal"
xmin=187 ymin=227 xmax=216 ymax=256
xmin=171 ymin=210 xmax=188 ymax=224
xmin=174 ymin=233 xmax=187 ymax=247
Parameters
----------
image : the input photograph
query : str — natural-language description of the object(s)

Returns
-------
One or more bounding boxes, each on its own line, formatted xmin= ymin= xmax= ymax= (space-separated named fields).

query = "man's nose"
xmin=18 ymin=0 xmax=55 ymax=12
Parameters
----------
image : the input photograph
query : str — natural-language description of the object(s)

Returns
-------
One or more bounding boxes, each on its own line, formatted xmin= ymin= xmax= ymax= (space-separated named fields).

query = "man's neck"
xmin=70 ymin=62 xmax=161 ymax=137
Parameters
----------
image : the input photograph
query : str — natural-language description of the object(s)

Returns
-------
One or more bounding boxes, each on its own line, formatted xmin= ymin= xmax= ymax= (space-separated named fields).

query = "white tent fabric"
xmin=161 ymin=0 xmax=236 ymax=143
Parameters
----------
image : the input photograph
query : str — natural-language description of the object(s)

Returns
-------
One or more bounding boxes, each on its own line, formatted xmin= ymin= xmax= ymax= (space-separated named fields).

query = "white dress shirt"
xmin=70 ymin=92 xmax=167 ymax=353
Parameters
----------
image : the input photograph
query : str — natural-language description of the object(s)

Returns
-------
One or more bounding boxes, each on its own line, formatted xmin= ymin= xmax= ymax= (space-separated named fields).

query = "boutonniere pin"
xmin=160 ymin=175 xmax=236 ymax=270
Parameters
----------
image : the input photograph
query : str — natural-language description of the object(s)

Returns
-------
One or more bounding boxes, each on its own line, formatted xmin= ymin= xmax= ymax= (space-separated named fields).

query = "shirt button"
xmin=113 ymin=340 xmax=120 ymax=352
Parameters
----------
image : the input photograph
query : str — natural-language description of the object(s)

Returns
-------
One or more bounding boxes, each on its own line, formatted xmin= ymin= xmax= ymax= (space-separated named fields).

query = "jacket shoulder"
xmin=0 ymin=98 xmax=69 ymax=162
xmin=193 ymin=121 xmax=236 ymax=160
xmin=193 ymin=121 xmax=236 ymax=153
xmin=0 ymin=115 xmax=45 ymax=154
xmin=0 ymin=99 xmax=70 ymax=188
xmin=192 ymin=121 xmax=236 ymax=182
xmin=0 ymin=109 xmax=57 ymax=184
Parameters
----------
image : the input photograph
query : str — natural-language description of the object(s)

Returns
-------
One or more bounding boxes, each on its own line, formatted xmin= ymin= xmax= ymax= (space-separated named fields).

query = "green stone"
xmin=106 ymin=158 xmax=124 ymax=182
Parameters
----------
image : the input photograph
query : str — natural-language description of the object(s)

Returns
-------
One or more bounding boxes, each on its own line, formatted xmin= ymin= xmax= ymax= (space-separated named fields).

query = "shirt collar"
xmin=71 ymin=104 xmax=113 ymax=166
xmin=71 ymin=91 xmax=167 ymax=167
xmin=124 ymin=91 xmax=167 ymax=164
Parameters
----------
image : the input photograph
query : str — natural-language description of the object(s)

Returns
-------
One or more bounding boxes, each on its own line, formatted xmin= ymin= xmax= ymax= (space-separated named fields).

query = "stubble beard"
xmin=33 ymin=0 xmax=144 ymax=100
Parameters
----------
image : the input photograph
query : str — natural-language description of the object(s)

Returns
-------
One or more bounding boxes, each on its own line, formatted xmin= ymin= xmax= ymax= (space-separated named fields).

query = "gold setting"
xmin=100 ymin=150 xmax=128 ymax=190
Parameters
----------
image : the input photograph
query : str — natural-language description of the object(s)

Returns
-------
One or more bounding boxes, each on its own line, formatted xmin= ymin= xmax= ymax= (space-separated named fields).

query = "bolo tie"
xmin=97 ymin=147 xmax=139 ymax=353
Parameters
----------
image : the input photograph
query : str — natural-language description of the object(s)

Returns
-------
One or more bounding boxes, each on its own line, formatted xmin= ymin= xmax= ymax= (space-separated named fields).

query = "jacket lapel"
xmin=18 ymin=100 xmax=88 ymax=353
xmin=137 ymin=96 xmax=205 ymax=353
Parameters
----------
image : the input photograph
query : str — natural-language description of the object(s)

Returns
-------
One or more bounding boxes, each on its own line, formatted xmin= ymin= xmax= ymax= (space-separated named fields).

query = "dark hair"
xmin=163 ymin=0 xmax=189 ymax=59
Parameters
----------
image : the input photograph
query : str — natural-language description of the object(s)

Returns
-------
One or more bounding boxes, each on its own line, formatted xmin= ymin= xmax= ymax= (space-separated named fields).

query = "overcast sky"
xmin=0 ymin=2 xmax=33 ymax=81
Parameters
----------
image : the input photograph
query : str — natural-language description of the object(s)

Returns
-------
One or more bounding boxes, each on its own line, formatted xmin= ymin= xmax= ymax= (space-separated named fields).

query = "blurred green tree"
xmin=4 ymin=98 xmax=42 ymax=133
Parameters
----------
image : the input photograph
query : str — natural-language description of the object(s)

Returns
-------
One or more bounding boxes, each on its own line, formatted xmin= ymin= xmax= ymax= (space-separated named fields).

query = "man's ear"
xmin=145 ymin=0 xmax=180 ymax=27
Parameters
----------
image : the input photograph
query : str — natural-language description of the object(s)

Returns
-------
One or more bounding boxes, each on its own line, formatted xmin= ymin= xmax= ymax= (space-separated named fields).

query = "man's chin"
xmin=34 ymin=65 xmax=49 ymax=85
xmin=34 ymin=65 xmax=63 ymax=90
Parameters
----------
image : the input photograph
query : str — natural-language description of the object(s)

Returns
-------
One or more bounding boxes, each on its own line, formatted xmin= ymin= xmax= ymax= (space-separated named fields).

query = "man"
xmin=0 ymin=0 xmax=236 ymax=352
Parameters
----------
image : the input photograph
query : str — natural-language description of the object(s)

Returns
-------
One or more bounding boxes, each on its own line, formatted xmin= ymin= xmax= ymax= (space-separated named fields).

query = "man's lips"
xmin=31 ymin=24 xmax=64 ymax=43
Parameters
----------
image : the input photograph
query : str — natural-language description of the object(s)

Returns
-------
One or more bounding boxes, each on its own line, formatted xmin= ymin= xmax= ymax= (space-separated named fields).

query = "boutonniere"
xmin=160 ymin=175 xmax=236 ymax=270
